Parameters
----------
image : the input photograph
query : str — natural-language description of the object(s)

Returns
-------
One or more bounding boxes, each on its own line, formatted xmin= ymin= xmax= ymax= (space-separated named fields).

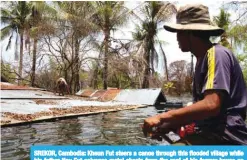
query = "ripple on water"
xmin=1 ymin=104 xmax=190 ymax=159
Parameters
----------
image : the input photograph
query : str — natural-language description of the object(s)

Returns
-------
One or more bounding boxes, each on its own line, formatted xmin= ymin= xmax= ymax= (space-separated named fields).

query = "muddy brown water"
xmin=1 ymin=95 xmax=246 ymax=160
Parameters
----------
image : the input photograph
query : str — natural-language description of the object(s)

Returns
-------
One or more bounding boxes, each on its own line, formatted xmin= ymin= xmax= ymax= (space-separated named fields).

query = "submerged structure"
xmin=1 ymin=82 xmax=167 ymax=127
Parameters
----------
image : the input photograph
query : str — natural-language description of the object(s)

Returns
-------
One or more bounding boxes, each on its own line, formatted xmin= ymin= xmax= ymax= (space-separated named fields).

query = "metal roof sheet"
xmin=0 ymin=82 xmax=39 ymax=90
xmin=90 ymin=90 xmax=107 ymax=99
xmin=99 ymin=89 xmax=121 ymax=101
xmin=1 ymin=99 xmax=144 ymax=114
xmin=1 ymin=83 xmax=167 ymax=126
xmin=1 ymin=100 xmax=53 ymax=114
xmin=1 ymin=90 xmax=67 ymax=99
xmin=113 ymin=88 xmax=166 ymax=105
xmin=80 ymin=89 xmax=96 ymax=97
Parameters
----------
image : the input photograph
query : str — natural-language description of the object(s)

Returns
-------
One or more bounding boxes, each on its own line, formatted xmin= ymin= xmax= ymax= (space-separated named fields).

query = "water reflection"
xmin=1 ymin=95 xmax=193 ymax=160
xmin=1 ymin=107 xmax=160 ymax=159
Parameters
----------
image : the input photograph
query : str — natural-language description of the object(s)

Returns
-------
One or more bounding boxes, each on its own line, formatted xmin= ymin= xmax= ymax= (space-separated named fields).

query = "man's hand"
xmin=142 ymin=115 xmax=161 ymax=137
xmin=142 ymin=111 xmax=180 ymax=139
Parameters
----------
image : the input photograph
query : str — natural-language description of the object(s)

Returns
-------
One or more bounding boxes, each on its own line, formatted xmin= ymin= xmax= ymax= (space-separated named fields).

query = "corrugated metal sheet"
xmin=75 ymin=89 xmax=83 ymax=96
xmin=1 ymin=90 xmax=67 ymax=99
xmin=1 ymin=82 xmax=39 ymax=90
xmin=1 ymin=88 xmax=166 ymax=114
xmin=99 ymin=89 xmax=121 ymax=101
xmin=113 ymin=88 xmax=166 ymax=105
xmin=80 ymin=89 xmax=96 ymax=97
xmin=1 ymin=99 xmax=144 ymax=114
xmin=1 ymin=86 xmax=167 ymax=126
xmin=90 ymin=90 xmax=106 ymax=99
xmin=75 ymin=88 xmax=166 ymax=104
xmin=1 ymin=100 xmax=53 ymax=114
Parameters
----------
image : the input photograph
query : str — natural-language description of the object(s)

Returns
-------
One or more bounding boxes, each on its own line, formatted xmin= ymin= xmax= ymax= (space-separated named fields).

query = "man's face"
xmin=177 ymin=31 xmax=191 ymax=52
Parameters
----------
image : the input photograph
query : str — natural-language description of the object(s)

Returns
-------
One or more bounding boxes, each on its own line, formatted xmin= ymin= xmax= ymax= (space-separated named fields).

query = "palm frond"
xmin=154 ymin=36 xmax=169 ymax=46
xmin=132 ymin=29 xmax=146 ymax=41
xmin=1 ymin=8 xmax=15 ymax=25
xmin=213 ymin=8 xmax=230 ymax=30
xmin=155 ymin=2 xmax=177 ymax=22
xmin=1 ymin=25 xmax=14 ymax=40
xmin=5 ymin=32 xmax=14 ymax=51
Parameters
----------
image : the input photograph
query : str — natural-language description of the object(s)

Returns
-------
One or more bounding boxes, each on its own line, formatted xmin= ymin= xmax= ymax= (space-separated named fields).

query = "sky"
xmin=115 ymin=0 xmax=231 ymax=75
xmin=0 ymin=0 xmax=241 ymax=76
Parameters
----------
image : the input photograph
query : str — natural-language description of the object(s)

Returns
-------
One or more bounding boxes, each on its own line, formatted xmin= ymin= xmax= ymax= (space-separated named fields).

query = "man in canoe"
xmin=142 ymin=4 xmax=247 ymax=145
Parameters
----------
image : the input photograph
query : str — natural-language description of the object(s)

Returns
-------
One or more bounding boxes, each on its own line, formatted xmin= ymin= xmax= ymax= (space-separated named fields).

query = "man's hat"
xmin=163 ymin=4 xmax=224 ymax=36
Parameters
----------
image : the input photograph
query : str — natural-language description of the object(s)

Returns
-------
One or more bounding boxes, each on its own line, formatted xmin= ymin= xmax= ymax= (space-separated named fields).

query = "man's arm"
xmin=143 ymin=90 xmax=224 ymax=136
xmin=164 ymin=90 xmax=222 ymax=125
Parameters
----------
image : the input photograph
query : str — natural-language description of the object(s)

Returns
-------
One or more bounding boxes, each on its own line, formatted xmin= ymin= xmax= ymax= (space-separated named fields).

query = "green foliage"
xmin=213 ymin=8 xmax=230 ymax=30
xmin=237 ymin=54 xmax=247 ymax=84
xmin=79 ymin=72 xmax=88 ymax=81
xmin=163 ymin=81 xmax=175 ymax=90
xmin=229 ymin=25 xmax=247 ymax=49
xmin=213 ymin=8 xmax=232 ymax=49
xmin=90 ymin=1 xmax=129 ymax=89
xmin=1 ymin=62 xmax=16 ymax=83
xmin=1 ymin=1 xmax=31 ymax=57
xmin=132 ymin=1 xmax=176 ymax=87
xmin=108 ymin=71 xmax=133 ymax=89
xmin=34 ymin=58 xmax=61 ymax=90
xmin=214 ymin=7 xmax=247 ymax=53
xmin=92 ymin=1 xmax=128 ymax=30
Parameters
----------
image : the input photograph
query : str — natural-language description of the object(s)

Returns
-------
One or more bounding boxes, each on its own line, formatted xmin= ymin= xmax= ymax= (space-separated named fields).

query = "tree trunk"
xmin=164 ymin=53 xmax=169 ymax=81
xmin=142 ymin=40 xmax=150 ymax=88
xmin=31 ymin=38 xmax=37 ymax=86
xmin=142 ymin=66 xmax=150 ymax=88
xmin=159 ymin=42 xmax=169 ymax=81
xmin=18 ymin=31 xmax=24 ymax=85
xmin=91 ymin=62 xmax=99 ymax=89
xmin=74 ymin=37 xmax=80 ymax=93
xmin=150 ymin=49 xmax=155 ymax=76
xmin=103 ymin=29 xmax=110 ymax=89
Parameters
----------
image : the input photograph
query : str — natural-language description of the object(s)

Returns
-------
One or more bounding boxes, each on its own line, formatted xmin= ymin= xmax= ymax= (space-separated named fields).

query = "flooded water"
xmin=3 ymin=94 xmax=235 ymax=160
xmin=1 ymin=107 xmax=166 ymax=160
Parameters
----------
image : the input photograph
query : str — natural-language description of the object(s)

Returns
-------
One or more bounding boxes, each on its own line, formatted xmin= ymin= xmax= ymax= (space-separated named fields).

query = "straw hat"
xmin=163 ymin=4 xmax=224 ymax=36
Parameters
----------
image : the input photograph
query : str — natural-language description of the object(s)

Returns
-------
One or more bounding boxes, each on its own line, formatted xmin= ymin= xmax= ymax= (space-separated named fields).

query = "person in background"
xmin=142 ymin=4 xmax=247 ymax=145
xmin=55 ymin=77 xmax=70 ymax=96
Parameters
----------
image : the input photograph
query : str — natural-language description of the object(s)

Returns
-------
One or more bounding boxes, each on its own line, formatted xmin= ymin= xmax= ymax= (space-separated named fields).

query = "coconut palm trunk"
xmin=74 ymin=36 xmax=80 ymax=93
xmin=103 ymin=28 xmax=110 ymax=89
xmin=31 ymin=37 xmax=37 ymax=86
xmin=91 ymin=1 xmax=128 ymax=89
xmin=29 ymin=1 xmax=57 ymax=87
xmin=164 ymin=54 xmax=169 ymax=81
xmin=18 ymin=31 xmax=24 ymax=85
xmin=142 ymin=39 xmax=150 ymax=88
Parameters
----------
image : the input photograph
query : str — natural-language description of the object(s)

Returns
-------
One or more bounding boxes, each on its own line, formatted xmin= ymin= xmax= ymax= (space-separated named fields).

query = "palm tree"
xmin=132 ymin=1 xmax=176 ymax=88
xmin=91 ymin=1 xmax=128 ymax=89
xmin=214 ymin=7 xmax=247 ymax=52
xmin=28 ymin=2 xmax=57 ymax=86
xmin=1 ymin=1 xmax=31 ymax=84
xmin=229 ymin=25 xmax=247 ymax=48
xmin=56 ymin=1 xmax=96 ymax=93
xmin=213 ymin=8 xmax=231 ymax=49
